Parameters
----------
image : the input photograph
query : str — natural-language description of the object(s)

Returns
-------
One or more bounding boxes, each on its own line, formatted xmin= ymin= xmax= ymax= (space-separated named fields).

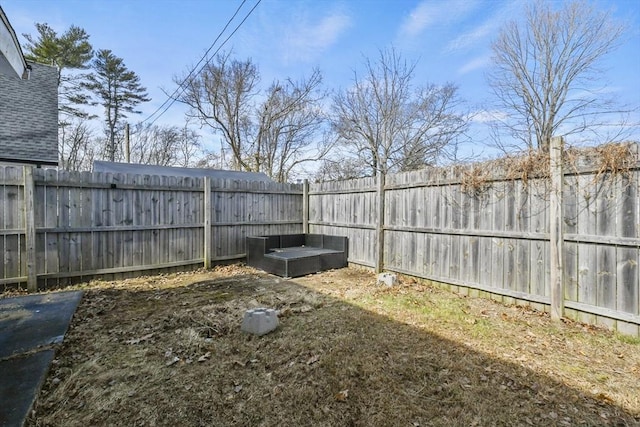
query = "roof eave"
xmin=0 ymin=6 xmax=29 ymax=79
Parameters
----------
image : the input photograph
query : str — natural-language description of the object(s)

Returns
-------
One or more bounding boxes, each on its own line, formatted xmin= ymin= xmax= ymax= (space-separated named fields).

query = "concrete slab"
xmin=0 ymin=350 xmax=54 ymax=427
xmin=0 ymin=291 xmax=82 ymax=427
xmin=0 ymin=291 xmax=83 ymax=359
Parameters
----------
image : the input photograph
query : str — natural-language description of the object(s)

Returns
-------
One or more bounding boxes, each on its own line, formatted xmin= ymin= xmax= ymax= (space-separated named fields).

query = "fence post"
xmin=549 ymin=136 xmax=565 ymax=320
xmin=376 ymin=172 xmax=386 ymax=273
xmin=303 ymin=179 xmax=309 ymax=234
xmin=24 ymin=166 xmax=37 ymax=292
xmin=203 ymin=177 xmax=212 ymax=269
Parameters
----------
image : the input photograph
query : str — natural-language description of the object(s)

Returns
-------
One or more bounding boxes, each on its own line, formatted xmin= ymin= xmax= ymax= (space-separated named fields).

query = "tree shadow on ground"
xmin=28 ymin=271 xmax=639 ymax=427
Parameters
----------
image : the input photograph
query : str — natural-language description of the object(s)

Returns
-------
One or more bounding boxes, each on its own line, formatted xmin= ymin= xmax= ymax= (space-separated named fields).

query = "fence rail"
xmin=1 ymin=142 xmax=639 ymax=336
xmin=308 ymin=142 xmax=640 ymax=336
xmin=0 ymin=167 xmax=302 ymax=289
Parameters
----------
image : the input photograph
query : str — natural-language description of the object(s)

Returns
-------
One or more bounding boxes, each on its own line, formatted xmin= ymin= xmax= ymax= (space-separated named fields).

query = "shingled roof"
xmin=0 ymin=61 xmax=59 ymax=166
xmin=0 ymin=7 xmax=58 ymax=166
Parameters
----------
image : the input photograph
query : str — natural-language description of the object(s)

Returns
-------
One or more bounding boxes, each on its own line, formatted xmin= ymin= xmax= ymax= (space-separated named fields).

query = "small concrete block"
xmin=377 ymin=272 xmax=397 ymax=287
xmin=241 ymin=308 xmax=279 ymax=336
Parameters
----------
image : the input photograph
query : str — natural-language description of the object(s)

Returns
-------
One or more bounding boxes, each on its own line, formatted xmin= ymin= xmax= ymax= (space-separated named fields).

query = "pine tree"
xmin=83 ymin=50 xmax=150 ymax=161
xmin=23 ymin=23 xmax=94 ymax=118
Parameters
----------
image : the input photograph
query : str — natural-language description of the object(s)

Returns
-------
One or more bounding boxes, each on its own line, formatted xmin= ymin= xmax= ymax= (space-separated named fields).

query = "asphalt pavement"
xmin=0 ymin=291 xmax=82 ymax=427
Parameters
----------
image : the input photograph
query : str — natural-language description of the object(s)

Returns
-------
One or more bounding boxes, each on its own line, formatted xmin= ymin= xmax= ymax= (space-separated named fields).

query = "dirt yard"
xmin=22 ymin=265 xmax=640 ymax=426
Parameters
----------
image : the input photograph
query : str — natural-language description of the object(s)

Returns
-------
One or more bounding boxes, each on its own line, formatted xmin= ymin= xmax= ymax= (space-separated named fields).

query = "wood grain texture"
xmin=0 ymin=142 xmax=638 ymax=331
xmin=0 ymin=168 xmax=302 ymax=289
xmin=307 ymin=145 xmax=639 ymax=328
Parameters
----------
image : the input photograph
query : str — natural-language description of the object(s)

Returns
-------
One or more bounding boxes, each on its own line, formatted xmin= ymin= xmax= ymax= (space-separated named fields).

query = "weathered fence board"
xmin=308 ymin=144 xmax=640 ymax=334
xmin=1 ymin=143 xmax=638 ymax=335
xmin=0 ymin=167 xmax=302 ymax=288
xmin=308 ymin=177 xmax=377 ymax=267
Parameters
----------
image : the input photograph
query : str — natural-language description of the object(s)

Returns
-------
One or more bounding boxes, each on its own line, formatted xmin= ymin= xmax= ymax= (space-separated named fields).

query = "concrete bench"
xmin=246 ymin=234 xmax=348 ymax=278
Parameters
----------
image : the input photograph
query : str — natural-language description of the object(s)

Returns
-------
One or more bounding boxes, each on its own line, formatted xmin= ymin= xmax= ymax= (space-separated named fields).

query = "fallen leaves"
xmin=596 ymin=393 xmax=614 ymax=404
xmin=125 ymin=333 xmax=154 ymax=345
xmin=306 ymin=355 xmax=320 ymax=365
xmin=197 ymin=352 xmax=211 ymax=362
xmin=165 ymin=356 xmax=180 ymax=367
xmin=25 ymin=267 xmax=640 ymax=427
xmin=334 ymin=389 xmax=349 ymax=402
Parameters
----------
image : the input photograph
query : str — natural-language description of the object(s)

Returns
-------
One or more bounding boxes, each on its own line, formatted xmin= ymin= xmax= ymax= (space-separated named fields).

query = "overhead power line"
xmin=140 ymin=0 xmax=249 ymax=124
xmin=141 ymin=0 xmax=261 ymax=126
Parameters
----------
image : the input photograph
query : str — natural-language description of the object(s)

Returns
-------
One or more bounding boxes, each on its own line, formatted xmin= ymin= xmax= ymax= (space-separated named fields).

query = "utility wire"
xmin=140 ymin=0 xmax=248 ymax=124
xmin=141 ymin=0 xmax=261 ymax=126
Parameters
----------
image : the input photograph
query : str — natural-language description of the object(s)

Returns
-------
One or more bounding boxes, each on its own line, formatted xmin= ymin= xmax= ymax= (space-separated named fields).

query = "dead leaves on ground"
xmin=26 ymin=267 xmax=640 ymax=427
xmin=124 ymin=333 xmax=154 ymax=345
xmin=334 ymin=389 xmax=349 ymax=402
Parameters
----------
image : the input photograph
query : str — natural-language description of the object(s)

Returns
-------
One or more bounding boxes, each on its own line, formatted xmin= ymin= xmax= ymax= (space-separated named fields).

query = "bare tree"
xmin=180 ymin=52 xmax=258 ymax=170
xmin=178 ymin=52 xmax=328 ymax=182
xmin=488 ymin=0 xmax=627 ymax=152
xmin=59 ymin=118 xmax=95 ymax=171
xmin=314 ymin=157 xmax=369 ymax=182
xmin=129 ymin=123 xmax=202 ymax=166
xmin=176 ymin=123 xmax=202 ymax=167
xmin=193 ymin=150 xmax=223 ymax=169
xmin=253 ymin=70 xmax=328 ymax=182
xmin=331 ymin=48 xmax=468 ymax=176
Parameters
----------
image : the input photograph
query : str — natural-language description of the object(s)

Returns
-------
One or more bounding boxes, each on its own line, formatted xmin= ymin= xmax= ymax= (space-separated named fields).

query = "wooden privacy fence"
xmin=307 ymin=141 xmax=640 ymax=336
xmin=0 ymin=167 xmax=302 ymax=289
xmin=1 ymin=142 xmax=639 ymax=335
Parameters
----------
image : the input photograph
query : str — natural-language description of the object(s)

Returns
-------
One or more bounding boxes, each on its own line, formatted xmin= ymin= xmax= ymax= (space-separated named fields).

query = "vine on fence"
xmin=460 ymin=164 xmax=492 ymax=197
xmin=593 ymin=142 xmax=634 ymax=182
xmin=460 ymin=142 xmax=637 ymax=198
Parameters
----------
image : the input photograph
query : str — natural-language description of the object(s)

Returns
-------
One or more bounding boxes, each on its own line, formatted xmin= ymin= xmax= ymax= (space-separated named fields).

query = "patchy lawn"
xmin=25 ymin=266 xmax=640 ymax=426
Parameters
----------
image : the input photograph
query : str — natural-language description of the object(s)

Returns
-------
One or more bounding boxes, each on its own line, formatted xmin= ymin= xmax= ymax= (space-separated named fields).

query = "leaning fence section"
xmin=0 ymin=167 xmax=302 ymax=289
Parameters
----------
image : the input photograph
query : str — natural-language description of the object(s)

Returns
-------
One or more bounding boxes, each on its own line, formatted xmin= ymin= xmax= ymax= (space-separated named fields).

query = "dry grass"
xmin=26 ymin=266 xmax=640 ymax=426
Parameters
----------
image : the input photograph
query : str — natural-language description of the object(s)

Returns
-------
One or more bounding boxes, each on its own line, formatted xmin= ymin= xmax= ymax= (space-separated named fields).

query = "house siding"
xmin=0 ymin=61 xmax=58 ymax=165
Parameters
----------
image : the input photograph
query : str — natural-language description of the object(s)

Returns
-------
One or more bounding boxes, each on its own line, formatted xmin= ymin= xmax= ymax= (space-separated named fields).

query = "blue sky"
xmin=3 ymin=0 xmax=640 ymax=163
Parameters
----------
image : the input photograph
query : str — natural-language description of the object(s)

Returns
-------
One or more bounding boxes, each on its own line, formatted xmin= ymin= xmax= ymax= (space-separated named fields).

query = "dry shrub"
xmin=459 ymin=142 xmax=637 ymax=198
xmin=593 ymin=142 xmax=636 ymax=181
xmin=566 ymin=142 xmax=635 ymax=174
xmin=460 ymin=150 xmax=550 ymax=197
xmin=565 ymin=142 xmax=637 ymax=193
xmin=504 ymin=149 xmax=550 ymax=185
xmin=460 ymin=165 xmax=492 ymax=197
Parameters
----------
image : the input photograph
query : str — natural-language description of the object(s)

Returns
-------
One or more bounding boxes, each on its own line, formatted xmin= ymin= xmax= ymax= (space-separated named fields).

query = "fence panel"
xmin=0 ymin=166 xmax=25 ymax=284
xmin=307 ymin=145 xmax=639 ymax=334
xmin=208 ymin=178 xmax=302 ymax=260
xmin=1 ymin=143 xmax=638 ymax=334
xmin=308 ymin=177 xmax=377 ymax=267
xmin=0 ymin=167 xmax=302 ymax=288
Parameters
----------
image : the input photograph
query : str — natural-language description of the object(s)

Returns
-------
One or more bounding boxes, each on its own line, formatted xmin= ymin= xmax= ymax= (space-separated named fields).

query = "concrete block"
xmin=241 ymin=308 xmax=279 ymax=336
xmin=377 ymin=272 xmax=397 ymax=287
